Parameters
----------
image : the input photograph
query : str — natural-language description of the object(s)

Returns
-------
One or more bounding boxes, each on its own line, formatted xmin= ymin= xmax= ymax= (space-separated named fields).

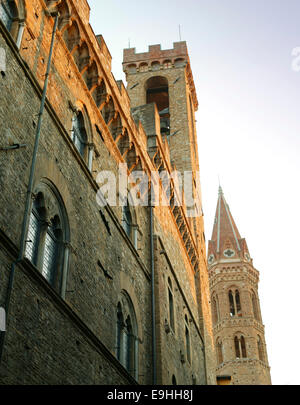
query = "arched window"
xmin=235 ymin=290 xmax=242 ymax=315
xmin=234 ymin=336 xmax=240 ymax=358
xmin=257 ymin=336 xmax=264 ymax=362
xmin=145 ymin=76 xmax=170 ymax=136
xmin=109 ymin=112 xmax=122 ymax=141
xmin=185 ymin=314 xmax=191 ymax=364
xmin=212 ymin=295 xmax=220 ymax=325
xmin=25 ymin=193 xmax=46 ymax=266
xmin=101 ymin=96 xmax=115 ymax=125
xmin=92 ymin=79 xmax=107 ymax=108
xmin=127 ymin=64 xmax=137 ymax=74
xmin=163 ymin=59 xmax=172 ymax=69
xmin=0 ymin=0 xmax=15 ymax=31
xmin=42 ymin=215 xmax=62 ymax=284
xmin=56 ymin=0 xmax=70 ymax=31
xmin=139 ymin=62 xmax=148 ymax=72
xmin=171 ymin=375 xmax=177 ymax=385
xmin=25 ymin=181 xmax=70 ymax=295
xmin=63 ymin=20 xmax=80 ymax=53
xmin=252 ymin=291 xmax=260 ymax=321
xmin=71 ymin=111 xmax=87 ymax=158
xmin=174 ymin=58 xmax=185 ymax=68
xmin=234 ymin=335 xmax=247 ymax=359
xmin=0 ymin=0 xmax=25 ymax=46
xmin=229 ymin=290 xmax=235 ymax=316
xmin=122 ymin=201 xmax=132 ymax=239
xmin=228 ymin=289 xmax=242 ymax=317
xmin=116 ymin=292 xmax=138 ymax=379
xmin=216 ymin=339 xmax=223 ymax=364
xmin=151 ymin=61 xmax=160 ymax=71
xmin=168 ymin=277 xmax=175 ymax=331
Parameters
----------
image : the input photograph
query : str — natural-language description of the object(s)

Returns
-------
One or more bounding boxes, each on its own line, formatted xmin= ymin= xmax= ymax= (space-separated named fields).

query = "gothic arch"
xmin=233 ymin=332 xmax=247 ymax=359
xmin=216 ymin=338 xmax=223 ymax=364
xmin=63 ymin=19 xmax=80 ymax=53
xmin=56 ymin=0 xmax=71 ymax=31
xmin=101 ymin=95 xmax=115 ymax=125
xmin=211 ymin=293 xmax=220 ymax=325
xmin=76 ymin=41 xmax=90 ymax=73
xmin=92 ymin=78 xmax=107 ymax=109
xmin=228 ymin=286 xmax=242 ymax=317
xmin=116 ymin=290 xmax=139 ymax=379
xmin=257 ymin=335 xmax=265 ymax=362
xmin=25 ymin=178 xmax=70 ymax=294
xmin=109 ymin=111 xmax=123 ymax=141
xmin=86 ymin=60 xmax=99 ymax=91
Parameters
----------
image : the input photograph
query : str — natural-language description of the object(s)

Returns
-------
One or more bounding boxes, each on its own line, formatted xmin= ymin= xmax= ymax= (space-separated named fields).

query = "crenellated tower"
xmin=123 ymin=42 xmax=216 ymax=384
xmin=208 ymin=187 xmax=271 ymax=385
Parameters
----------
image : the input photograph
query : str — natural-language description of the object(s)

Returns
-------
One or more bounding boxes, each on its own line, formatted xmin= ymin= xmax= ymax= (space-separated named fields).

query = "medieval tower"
xmin=123 ymin=43 xmax=216 ymax=383
xmin=208 ymin=186 xmax=271 ymax=384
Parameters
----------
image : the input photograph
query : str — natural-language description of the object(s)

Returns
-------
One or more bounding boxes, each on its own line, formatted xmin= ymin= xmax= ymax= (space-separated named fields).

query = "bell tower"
xmin=208 ymin=187 xmax=271 ymax=385
xmin=123 ymin=41 xmax=199 ymax=177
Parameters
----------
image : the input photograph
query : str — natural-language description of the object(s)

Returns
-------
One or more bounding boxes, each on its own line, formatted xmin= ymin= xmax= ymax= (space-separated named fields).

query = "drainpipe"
xmin=0 ymin=12 xmax=59 ymax=366
xmin=150 ymin=204 xmax=157 ymax=385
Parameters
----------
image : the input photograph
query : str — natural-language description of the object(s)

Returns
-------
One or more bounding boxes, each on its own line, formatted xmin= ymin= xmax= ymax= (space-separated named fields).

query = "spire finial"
xmin=218 ymin=175 xmax=223 ymax=196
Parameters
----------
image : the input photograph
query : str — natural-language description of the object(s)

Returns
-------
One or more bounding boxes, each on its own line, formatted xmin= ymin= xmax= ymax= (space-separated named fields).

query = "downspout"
xmin=0 ymin=12 xmax=59 ymax=366
xmin=150 ymin=205 xmax=157 ymax=385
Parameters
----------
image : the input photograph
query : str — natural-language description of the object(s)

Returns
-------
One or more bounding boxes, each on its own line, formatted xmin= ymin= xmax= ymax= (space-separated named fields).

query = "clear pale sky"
xmin=88 ymin=0 xmax=300 ymax=385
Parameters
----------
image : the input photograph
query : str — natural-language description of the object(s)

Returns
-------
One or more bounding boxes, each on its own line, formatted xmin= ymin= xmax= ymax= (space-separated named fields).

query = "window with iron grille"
xmin=24 ymin=185 xmax=69 ymax=294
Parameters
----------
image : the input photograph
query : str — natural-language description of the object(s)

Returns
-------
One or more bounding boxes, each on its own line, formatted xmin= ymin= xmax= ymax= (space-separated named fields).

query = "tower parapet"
xmin=123 ymin=42 xmax=198 ymax=110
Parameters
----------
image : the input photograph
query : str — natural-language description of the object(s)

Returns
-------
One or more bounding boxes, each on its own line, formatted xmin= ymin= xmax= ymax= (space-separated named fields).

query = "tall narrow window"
xmin=229 ymin=290 xmax=235 ymax=316
xmin=72 ymin=112 xmax=87 ymax=157
xmin=229 ymin=288 xmax=242 ymax=317
xmin=116 ymin=293 xmax=138 ymax=379
xmin=234 ymin=336 xmax=240 ymax=358
xmin=241 ymin=336 xmax=247 ymax=358
xmin=212 ymin=295 xmax=219 ymax=324
xmin=257 ymin=336 xmax=264 ymax=362
xmin=172 ymin=375 xmax=177 ymax=385
xmin=252 ymin=291 xmax=260 ymax=321
xmin=122 ymin=202 xmax=132 ymax=239
xmin=216 ymin=339 xmax=223 ymax=364
xmin=235 ymin=290 xmax=242 ymax=315
xmin=234 ymin=335 xmax=247 ymax=359
xmin=42 ymin=216 xmax=62 ymax=284
xmin=25 ymin=195 xmax=45 ymax=265
xmin=24 ymin=182 xmax=70 ymax=295
xmin=168 ymin=278 xmax=175 ymax=331
xmin=145 ymin=76 xmax=170 ymax=136
xmin=185 ymin=315 xmax=191 ymax=364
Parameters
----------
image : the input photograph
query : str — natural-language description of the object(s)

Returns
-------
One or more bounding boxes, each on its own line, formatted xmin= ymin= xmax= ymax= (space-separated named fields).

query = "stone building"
xmin=0 ymin=0 xmax=216 ymax=385
xmin=208 ymin=187 xmax=271 ymax=384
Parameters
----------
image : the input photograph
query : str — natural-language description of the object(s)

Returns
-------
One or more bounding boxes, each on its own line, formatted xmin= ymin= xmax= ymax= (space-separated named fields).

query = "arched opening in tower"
xmin=145 ymin=76 xmax=170 ymax=136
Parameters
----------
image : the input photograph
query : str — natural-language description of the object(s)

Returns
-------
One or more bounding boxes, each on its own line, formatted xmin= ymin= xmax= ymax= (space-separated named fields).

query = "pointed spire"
xmin=208 ymin=186 xmax=250 ymax=263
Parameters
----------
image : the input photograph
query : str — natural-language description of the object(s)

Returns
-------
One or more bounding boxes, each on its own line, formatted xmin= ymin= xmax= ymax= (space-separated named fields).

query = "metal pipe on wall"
xmin=150 ymin=204 xmax=157 ymax=385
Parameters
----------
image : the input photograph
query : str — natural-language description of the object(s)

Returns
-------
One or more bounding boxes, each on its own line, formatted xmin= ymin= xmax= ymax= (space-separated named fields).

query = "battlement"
xmin=123 ymin=41 xmax=189 ymax=65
